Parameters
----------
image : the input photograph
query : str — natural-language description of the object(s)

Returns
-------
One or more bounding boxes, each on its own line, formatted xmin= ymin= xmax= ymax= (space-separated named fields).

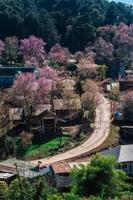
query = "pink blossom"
xmin=37 ymin=65 xmax=59 ymax=81
xmin=20 ymin=35 xmax=46 ymax=66
xmin=49 ymin=44 xmax=70 ymax=63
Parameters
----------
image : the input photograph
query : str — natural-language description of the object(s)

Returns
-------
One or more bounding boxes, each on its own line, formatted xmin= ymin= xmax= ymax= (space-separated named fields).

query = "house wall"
xmin=120 ymin=162 xmax=133 ymax=175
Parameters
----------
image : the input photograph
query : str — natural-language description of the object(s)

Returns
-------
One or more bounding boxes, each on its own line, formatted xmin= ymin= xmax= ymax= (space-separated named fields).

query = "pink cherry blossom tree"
xmin=37 ymin=65 xmax=59 ymax=81
xmin=113 ymin=23 xmax=133 ymax=67
xmin=77 ymin=50 xmax=98 ymax=79
xmin=49 ymin=44 xmax=70 ymax=64
xmin=94 ymin=37 xmax=114 ymax=60
xmin=20 ymin=35 xmax=46 ymax=67
xmin=9 ymin=66 xmax=59 ymax=127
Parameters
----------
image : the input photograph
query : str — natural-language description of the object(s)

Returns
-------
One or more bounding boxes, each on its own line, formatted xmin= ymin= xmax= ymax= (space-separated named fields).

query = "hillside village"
xmin=0 ymin=0 xmax=133 ymax=199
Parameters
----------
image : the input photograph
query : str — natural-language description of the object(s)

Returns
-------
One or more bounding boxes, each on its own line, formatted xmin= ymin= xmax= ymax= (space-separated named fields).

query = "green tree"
xmin=71 ymin=155 xmax=129 ymax=198
xmin=0 ymin=181 xmax=9 ymax=200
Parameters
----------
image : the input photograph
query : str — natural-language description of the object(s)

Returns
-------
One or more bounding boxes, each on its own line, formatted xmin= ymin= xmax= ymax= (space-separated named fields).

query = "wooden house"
xmin=53 ymin=98 xmax=82 ymax=121
xmin=50 ymin=161 xmax=88 ymax=190
xmin=119 ymin=80 xmax=133 ymax=91
xmin=50 ymin=162 xmax=72 ymax=191
xmin=35 ymin=109 xmax=66 ymax=134
xmin=119 ymin=69 xmax=133 ymax=91
xmin=9 ymin=98 xmax=82 ymax=134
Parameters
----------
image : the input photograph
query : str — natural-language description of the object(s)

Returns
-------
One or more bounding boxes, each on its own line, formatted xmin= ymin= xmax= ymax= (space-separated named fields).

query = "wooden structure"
xmin=119 ymin=80 xmax=133 ymax=91
xmin=9 ymin=99 xmax=82 ymax=134
xmin=53 ymin=98 xmax=82 ymax=121
xmin=50 ymin=161 xmax=88 ymax=190
xmin=35 ymin=110 xmax=66 ymax=134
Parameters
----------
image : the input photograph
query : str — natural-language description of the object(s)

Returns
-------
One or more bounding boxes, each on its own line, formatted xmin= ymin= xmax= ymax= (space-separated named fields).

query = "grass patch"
xmin=24 ymin=136 xmax=70 ymax=160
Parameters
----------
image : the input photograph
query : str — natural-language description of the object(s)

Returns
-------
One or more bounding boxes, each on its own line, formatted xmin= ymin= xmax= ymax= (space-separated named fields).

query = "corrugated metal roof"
xmin=100 ymin=146 xmax=120 ymax=161
xmin=118 ymin=145 xmax=133 ymax=163
xmin=51 ymin=162 xmax=71 ymax=173
xmin=100 ymin=145 xmax=133 ymax=163
xmin=0 ymin=172 xmax=15 ymax=179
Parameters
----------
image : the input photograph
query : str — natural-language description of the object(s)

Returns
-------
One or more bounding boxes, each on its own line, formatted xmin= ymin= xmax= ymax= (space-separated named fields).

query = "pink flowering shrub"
xmin=20 ymin=35 xmax=46 ymax=66
xmin=49 ymin=44 xmax=70 ymax=63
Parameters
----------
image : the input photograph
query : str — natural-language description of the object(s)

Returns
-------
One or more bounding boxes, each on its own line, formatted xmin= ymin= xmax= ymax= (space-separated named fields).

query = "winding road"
xmin=32 ymin=95 xmax=111 ymax=165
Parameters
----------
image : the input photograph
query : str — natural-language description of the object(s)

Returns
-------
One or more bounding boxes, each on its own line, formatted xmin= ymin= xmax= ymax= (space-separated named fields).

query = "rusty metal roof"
xmin=0 ymin=165 xmax=17 ymax=174
xmin=51 ymin=162 xmax=71 ymax=173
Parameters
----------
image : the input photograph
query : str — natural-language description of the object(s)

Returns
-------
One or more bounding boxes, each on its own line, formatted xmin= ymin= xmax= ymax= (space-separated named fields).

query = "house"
xmin=100 ymin=144 xmax=133 ymax=175
xmin=53 ymin=98 xmax=82 ymax=121
xmin=50 ymin=161 xmax=88 ymax=191
xmin=120 ymin=126 xmax=133 ymax=142
xmin=61 ymin=79 xmax=76 ymax=91
xmin=35 ymin=109 xmax=66 ymax=134
xmin=119 ymin=80 xmax=133 ymax=91
xmin=119 ymin=69 xmax=133 ymax=91
xmin=9 ymin=99 xmax=82 ymax=134
xmin=0 ymin=158 xmax=50 ymax=181
xmin=50 ymin=161 xmax=89 ymax=190
xmin=50 ymin=162 xmax=72 ymax=191
xmin=0 ymin=66 xmax=35 ymax=88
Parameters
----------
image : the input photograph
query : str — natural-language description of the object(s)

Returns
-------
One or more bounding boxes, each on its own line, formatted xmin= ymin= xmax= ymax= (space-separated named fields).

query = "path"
xmin=32 ymin=95 xmax=111 ymax=165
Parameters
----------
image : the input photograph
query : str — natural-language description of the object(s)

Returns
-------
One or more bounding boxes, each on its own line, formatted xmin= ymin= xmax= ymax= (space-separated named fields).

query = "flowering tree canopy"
xmin=49 ymin=44 xmax=70 ymax=63
xmin=37 ymin=65 xmax=59 ymax=81
xmin=113 ymin=23 xmax=133 ymax=66
xmin=94 ymin=37 xmax=114 ymax=59
xmin=20 ymin=35 xmax=46 ymax=66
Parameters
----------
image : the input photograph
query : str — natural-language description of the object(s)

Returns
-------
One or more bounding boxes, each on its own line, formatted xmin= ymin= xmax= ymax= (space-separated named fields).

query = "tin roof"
xmin=0 ymin=172 xmax=15 ymax=179
xmin=0 ymin=158 xmax=50 ymax=179
xmin=119 ymin=145 xmax=133 ymax=163
xmin=51 ymin=162 xmax=71 ymax=174
xmin=100 ymin=144 xmax=133 ymax=163
xmin=51 ymin=161 xmax=89 ymax=174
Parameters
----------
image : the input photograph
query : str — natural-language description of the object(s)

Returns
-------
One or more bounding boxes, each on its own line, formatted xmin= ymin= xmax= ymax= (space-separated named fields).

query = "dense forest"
xmin=0 ymin=0 xmax=133 ymax=52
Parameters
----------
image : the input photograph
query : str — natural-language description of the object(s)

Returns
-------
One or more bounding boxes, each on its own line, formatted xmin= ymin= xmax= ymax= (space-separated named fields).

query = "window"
xmin=122 ymin=163 xmax=128 ymax=169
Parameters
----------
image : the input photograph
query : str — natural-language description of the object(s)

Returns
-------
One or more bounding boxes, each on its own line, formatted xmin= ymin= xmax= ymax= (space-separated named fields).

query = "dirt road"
xmin=32 ymin=95 xmax=111 ymax=165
